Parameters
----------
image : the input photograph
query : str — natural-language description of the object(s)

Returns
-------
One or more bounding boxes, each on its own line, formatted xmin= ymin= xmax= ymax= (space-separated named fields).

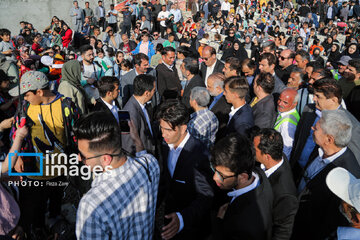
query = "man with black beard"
xmin=345 ymin=59 xmax=360 ymax=121
xmin=339 ymin=59 xmax=359 ymax=99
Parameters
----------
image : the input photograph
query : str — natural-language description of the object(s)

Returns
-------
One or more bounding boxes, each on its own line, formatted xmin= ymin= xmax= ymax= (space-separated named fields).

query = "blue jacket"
xmin=131 ymin=41 xmax=155 ymax=61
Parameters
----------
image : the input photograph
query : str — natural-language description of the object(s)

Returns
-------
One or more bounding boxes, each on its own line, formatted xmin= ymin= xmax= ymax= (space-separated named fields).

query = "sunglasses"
xmin=279 ymin=56 xmax=289 ymax=60
xmin=153 ymin=34 xmax=159 ymax=36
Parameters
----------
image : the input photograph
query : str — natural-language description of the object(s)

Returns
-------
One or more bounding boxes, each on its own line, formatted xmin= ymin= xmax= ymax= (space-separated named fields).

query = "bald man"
xmin=207 ymin=73 xmax=231 ymax=141
xmin=276 ymin=49 xmax=296 ymax=85
xmin=200 ymin=46 xmax=224 ymax=87
xmin=274 ymin=88 xmax=300 ymax=159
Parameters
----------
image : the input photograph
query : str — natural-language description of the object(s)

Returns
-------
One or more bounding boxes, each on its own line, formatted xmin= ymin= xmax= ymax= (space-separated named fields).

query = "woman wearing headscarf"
xmin=327 ymin=44 xmax=341 ymax=69
xmin=58 ymin=60 xmax=88 ymax=114
xmin=221 ymin=40 xmax=248 ymax=62
xmin=342 ymin=43 xmax=360 ymax=59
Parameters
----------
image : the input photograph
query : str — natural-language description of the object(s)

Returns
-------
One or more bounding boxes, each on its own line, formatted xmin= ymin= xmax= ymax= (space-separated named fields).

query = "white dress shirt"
xmin=101 ymin=98 xmax=119 ymax=123
xmin=261 ymin=159 xmax=284 ymax=178
xmin=205 ymin=60 xmax=217 ymax=87
xmin=227 ymin=172 xmax=260 ymax=203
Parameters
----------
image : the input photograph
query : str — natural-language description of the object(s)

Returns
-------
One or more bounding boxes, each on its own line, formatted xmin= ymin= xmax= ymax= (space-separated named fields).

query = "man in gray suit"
xmin=259 ymin=53 xmax=286 ymax=94
xmin=95 ymin=0 xmax=106 ymax=31
xmin=69 ymin=0 xmax=84 ymax=33
xmin=122 ymin=74 xmax=156 ymax=155
xmin=140 ymin=15 xmax=151 ymax=31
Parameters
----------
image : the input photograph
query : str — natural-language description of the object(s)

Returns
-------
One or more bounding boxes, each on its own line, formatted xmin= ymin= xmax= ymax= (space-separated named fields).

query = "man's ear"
xmin=101 ymin=154 xmax=113 ymax=167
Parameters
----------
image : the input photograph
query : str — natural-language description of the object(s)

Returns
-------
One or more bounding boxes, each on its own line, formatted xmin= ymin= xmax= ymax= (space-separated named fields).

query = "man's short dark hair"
xmin=253 ymin=128 xmax=283 ymax=161
xmin=242 ymin=58 xmax=257 ymax=70
xmin=161 ymin=46 xmax=176 ymax=55
xmin=97 ymin=76 xmax=119 ymax=98
xmin=74 ymin=111 xmax=123 ymax=156
xmin=296 ymin=49 xmax=310 ymax=62
xmin=211 ymin=134 xmax=254 ymax=178
xmin=183 ymin=57 xmax=199 ymax=75
xmin=313 ymin=68 xmax=333 ymax=79
xmin=224 ymin=76 xmax=249 ymax=99
xmin=80 ymin=44 xmax=94 ymax=55
xmin=313 ymin=78 xmax=342 ymax=104
xmin=226 ymin=57 xmax=241 ymax=74
xmin=133 ymin=53 xmax=149 ymax=66
xmin=156 ymin=100 xmax=189 ymax=130
xmin=306 ymin=61 xmax=323 ymax=70
xmin=133 ymin=74 xmax=155 ymax=96
xmin=0 ymin=28 xmax=11 ymax=36
xmin=349 ymin=59 xmax=360 ymax=73
xmin=255 ymin=72 xmax=275 ymax=94
xmin=259 ymin=53 xmax=277 ymax=66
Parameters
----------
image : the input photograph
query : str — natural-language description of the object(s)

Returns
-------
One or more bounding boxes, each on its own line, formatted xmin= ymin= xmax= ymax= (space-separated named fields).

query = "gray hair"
xmin=320 ymin=110 xmax=353 ymax=147
xmin=208 ymin=72 xmax=225 ymax=90
xmin=190 ymin=87 xmax=210 ymax=107
xmin=291 ymin=67 xmax=305 ymax=83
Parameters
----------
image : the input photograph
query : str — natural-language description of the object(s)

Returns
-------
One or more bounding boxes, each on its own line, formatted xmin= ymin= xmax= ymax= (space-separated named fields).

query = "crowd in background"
xmin=1 ymin=0 xmax=360 ymax=239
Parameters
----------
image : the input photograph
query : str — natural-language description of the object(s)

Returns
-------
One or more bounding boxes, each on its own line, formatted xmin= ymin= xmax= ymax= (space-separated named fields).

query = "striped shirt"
xmin=76 ymin=152 xmax=160 ymax=240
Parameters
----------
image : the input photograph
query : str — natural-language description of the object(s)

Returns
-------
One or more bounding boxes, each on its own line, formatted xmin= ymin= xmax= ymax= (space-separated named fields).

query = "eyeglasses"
xmin=153 ymin=34 xmax=158 ymax=36
xmin=210 ymin=163 xmax=237 ymax=182
xmin=202 ymin=57 xmax=210 ymax=61
xmin=229 ymin=32 xmax=235 ymax=34
xmin=78 ymin=150 xmax=122 ymax=162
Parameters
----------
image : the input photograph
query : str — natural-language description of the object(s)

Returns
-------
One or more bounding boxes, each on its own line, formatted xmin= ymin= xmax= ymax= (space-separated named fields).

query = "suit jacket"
xmin=159 ymin=135 xmax=214 ymax=239
xmin=273 ymin=74 xmax=286 ymax=94
xmin=209 ymin=94 xmax=231 ymax=141
xmin=191 ymin=2 xmax=199 ymax=15
xmin=156 ymin=63 xmax=182 ymax=99
xmin=268 ymin=159 xmax=298 ymax=240
xmin=215 ymin=168 xmax=273 ymax=240
xmin=121 ymin=69 xmax=137 ymax=106
xmin=182 ymin=75 xmax=206 ymax=109
xmin=292 ymin=148 xmax=360 ymax=240
xmin=140 ymin=20 xmax=151 ymax=30
xmin=252 ymin=94 xmax=277 ymax=129
xmin=225 ymin=103 xmax=254 ymax=137
xmin=290 ymin=104 xmax=360 ymax=175
xmin=121 ymin=96 xmax=155 ymax=155
xmin=200 ymin=60 xmax=225 ymax=83
xmin=95 ymin=6 xmax=105 ymax=20
xmin=92 ymin=98 xmax=121 ymax=121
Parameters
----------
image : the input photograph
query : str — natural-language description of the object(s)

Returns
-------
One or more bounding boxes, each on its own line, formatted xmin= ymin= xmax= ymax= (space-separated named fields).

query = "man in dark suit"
xmin=259 ymin=53 xmax=286 ymax=94
xmin=180 ymin=57 xmax=205 ymax=109
xmin=207 ymin=73 xmax=231 ymax=141
xmin=200 ymin=46 xmax=224 ymax=87
xmin=211 ymin=134 xmax=274 ymax=240
xmin=121 ymin=74 xmax=156 ymax=155
xmin=251 ymin=72 xmax=277 ymax=128
xmin=223 ymin=76 xmax=254 ymax=136
xmin=156 ymin=100 xmax=214 ymax=240
xmin=122 ymin=53 xmax=151 ymax=106
xmin=290 ymin=78 xmax=360 ymax=179
xmin=92 ymin=76 xmax=121 ymax=122
xmin=253 ymin=128 xmax=298 ymax=240
xmin=156 ymin=47 xmax=182 ymax=100
xmin=292 ymin=110 xmax=360 ymax=239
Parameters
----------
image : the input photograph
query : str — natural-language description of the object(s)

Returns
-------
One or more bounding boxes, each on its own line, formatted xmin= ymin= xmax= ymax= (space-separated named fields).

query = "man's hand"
xmin=105 ymin=26 xmax=112 ymax=32
xmin=162 ymin=213 xmax=180 ymax=240
xmin=0 ymin=117 xmax=14 ymax=132
xmin=2 ymin=49 xmax=13 ymax=55
xmin=217 ymin=203 xmax=229 ymax=219
xmin=14 ymin=157 xmax=24 ymax=173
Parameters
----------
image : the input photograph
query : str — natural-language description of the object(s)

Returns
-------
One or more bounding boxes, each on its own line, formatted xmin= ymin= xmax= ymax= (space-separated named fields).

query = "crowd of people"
xmin=1 ymin=0 xmax=360 ymax=239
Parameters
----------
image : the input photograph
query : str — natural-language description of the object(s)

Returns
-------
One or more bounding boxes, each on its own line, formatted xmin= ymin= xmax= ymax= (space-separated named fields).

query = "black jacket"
xmin=158 ymin=135 xmax=214 ymax=239
xmin=209 ymin=94 xmax=231 ymax=142
xmin=252 ymin=94 xmax=277 ymax=129
xmin=156 ymin=63 xmax=182 ymax=100
xmin=292 ymin=148 xmax=360 ymax=240
xmin=182 ymin=75 xmax=206 ymax=109
xmin=215 ymin=168 xmax=274 ymax=240
xmin=200 ymin=60 xmax=225 ymax=83
xmin=225 ymin=103 xmax=254 ymax=137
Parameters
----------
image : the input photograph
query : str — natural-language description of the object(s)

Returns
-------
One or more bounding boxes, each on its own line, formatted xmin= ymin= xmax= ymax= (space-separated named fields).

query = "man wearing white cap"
xmin=326 ymin=167 xmax=360 ymax=239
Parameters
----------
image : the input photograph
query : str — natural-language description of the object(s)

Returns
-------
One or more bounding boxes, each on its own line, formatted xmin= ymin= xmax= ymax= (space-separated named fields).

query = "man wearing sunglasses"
xmin=75 ymin=111 xmax=160 ymax=239
xmin=276 ymin=49 xmax=296 ymax=85
xmin=211 ymin=134 xmax=273 ymax=239
xmin=200 ymin=46 xmax=224 ymax=87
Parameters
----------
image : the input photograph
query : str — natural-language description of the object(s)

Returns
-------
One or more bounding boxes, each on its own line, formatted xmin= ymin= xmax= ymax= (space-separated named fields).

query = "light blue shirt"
xmin=101 ymin=98 xmax=119 ymax=123
xmin=135 ymin=99 xmax=153 ymax=136
xmin=227 ymin=172 xmax=260 ymax=203
xmin=209 ymin=92 xmax=223 ymax=110
xmin=337 ymin=226 xmax=360 ymax=240
xmin=298 ymin=147 xmax=347 ymax=193
xmin=167 ymin=132 xmax=190 ymax=233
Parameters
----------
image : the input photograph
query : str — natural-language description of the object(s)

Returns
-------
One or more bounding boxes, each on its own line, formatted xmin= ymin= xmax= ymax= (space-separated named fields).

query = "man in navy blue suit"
xmin=223 ymin=76 xmax=254 ymax=137
xmin=156 ymin=100 xmax=214 ymax=240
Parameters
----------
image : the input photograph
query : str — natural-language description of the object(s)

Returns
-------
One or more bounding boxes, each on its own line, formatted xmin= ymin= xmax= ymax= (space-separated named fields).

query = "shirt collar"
xmin=214 ymin=92 xmax=223 ymax=101
xmin=227 ymin=172 xmax=260 ymax=203
xmin=163 ymin=61 xmax=174 ymax=71
xmin=279 ymin=108 xmax=297 ymax=117
xmin=168 ymin=132 xmax=190 ymax=151
xmin=101 ymin=98 xmax=116 ymax=110
xmin=134 ymin=97 xmax=146 ymax=110
xmin=229 ymin=103 xmax=245 ymax=117
xmin=318 ymin=147 xmax=347 ymax=164
xmin=91 ymin=157 xmax=130 ymax=187
xmin=261 ymin=158 xmax=284 ymax=178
